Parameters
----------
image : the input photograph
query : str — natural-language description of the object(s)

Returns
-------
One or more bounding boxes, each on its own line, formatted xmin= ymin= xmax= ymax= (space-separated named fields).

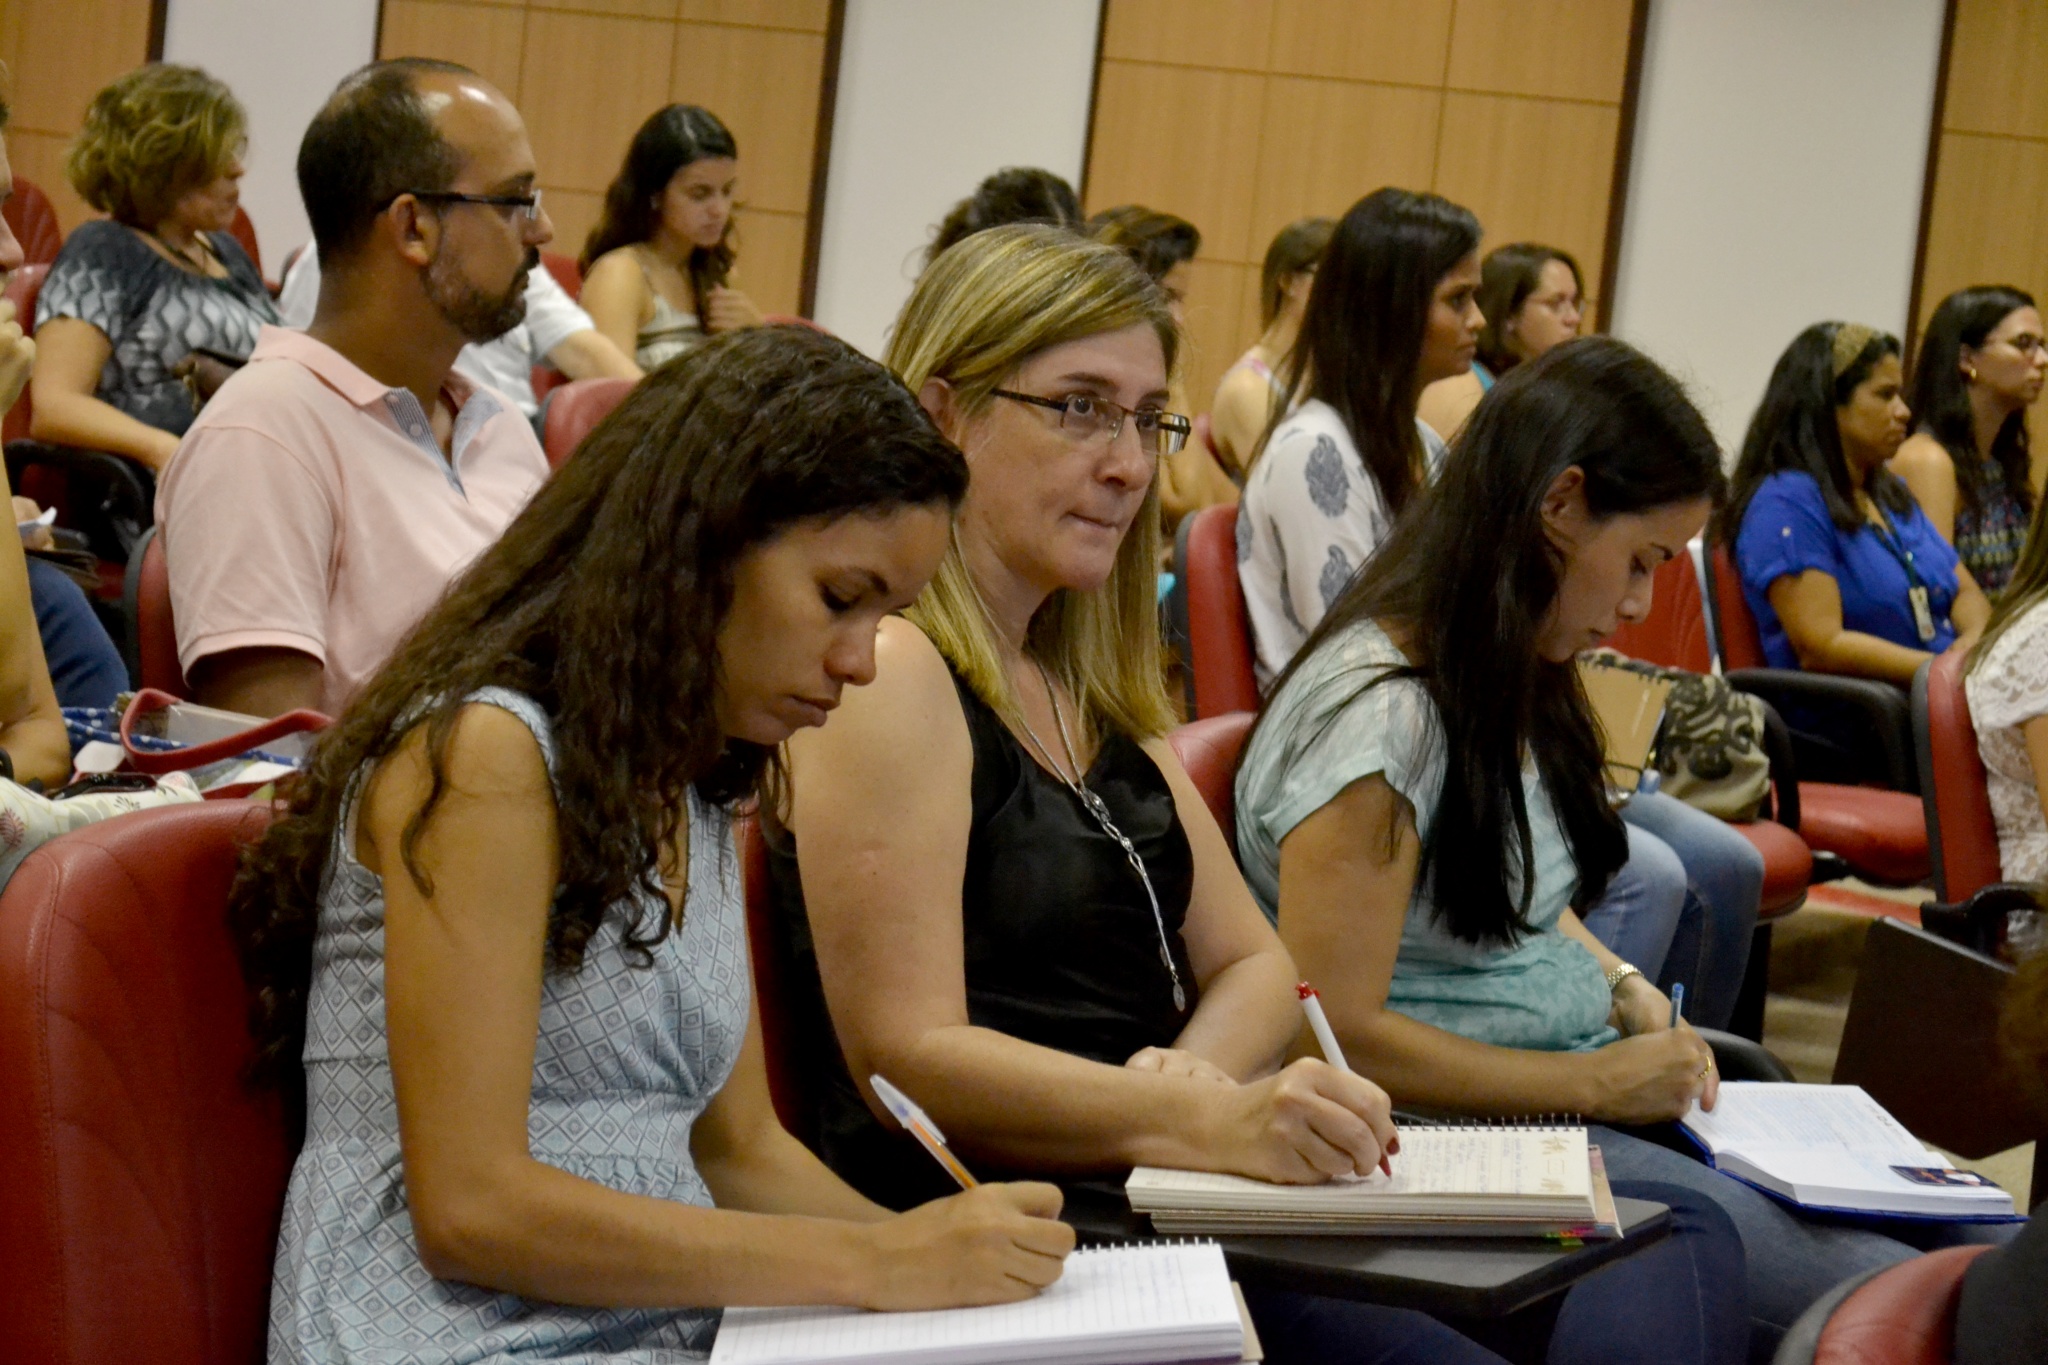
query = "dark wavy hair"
xmin=1260 ymin=188 xmax=1482 ymax=519
xmin=1253 ymin=338 xmax=1723 ymax=945
xmin=1908 ymin=285 xmax=2037 ymax=524
xmin=580 ymin=105 xmax=739 ymax=322
xmin=1717 ymin=323 xmax=1911 ymax=544
xmin=925 ymin=166 xmax=1081 ymax=269
xmin=1088 ymin=204 xmax=1201 ymax=283
xmin=1475 ymin=242 xmax=1583 ymax=375
xmin=228 ymin=326 xmax=968 ymax=1083
xmin=1256 ymin=216 xmax=1334 ymax=329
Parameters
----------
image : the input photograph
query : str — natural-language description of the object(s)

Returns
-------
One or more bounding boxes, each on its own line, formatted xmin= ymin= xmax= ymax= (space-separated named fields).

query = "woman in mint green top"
xmin=1236 ymin=335 xmax=2000 ymax=1354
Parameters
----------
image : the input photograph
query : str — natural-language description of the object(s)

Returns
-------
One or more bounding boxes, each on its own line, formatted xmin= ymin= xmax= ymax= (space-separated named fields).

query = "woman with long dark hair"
xmin=237 ymin=327 xmax=1075 ymax=1362
xmin=1722 ymin=322 xmax=1990 ymax=687
xmin=1894 ymin=286 xmax=2045 ymax=596
xmin=1418 ymin=242 xmax=1584 ymax=441
xmin=1236 ymin=187 xmax=1481 ymax=682
xmin=1237 ymin=336 xmax=1978 ymax=1356
xmin=580 ymin=104 xmax=761 ymax=369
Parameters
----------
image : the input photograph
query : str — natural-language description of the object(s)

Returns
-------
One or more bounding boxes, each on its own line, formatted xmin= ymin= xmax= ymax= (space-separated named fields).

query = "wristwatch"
xmin=1605 ymin=961 xmax=1643 ymax=993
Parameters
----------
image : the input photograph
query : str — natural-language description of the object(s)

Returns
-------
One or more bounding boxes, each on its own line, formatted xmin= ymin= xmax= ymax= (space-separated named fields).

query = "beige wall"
xmin=1084 ymin=0 xmax=1638 ymax=412
xmin=1917 ymin=0 xmax=2048 ymax=339
xmin=378 ymin=0 xmax=832 ymax=316
xmin=0 ymin=0 xmax=159 ymax=232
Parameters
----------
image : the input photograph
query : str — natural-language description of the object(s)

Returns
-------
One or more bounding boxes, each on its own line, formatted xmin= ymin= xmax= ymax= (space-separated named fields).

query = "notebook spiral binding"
xmin=1400 ymin=1114 xmax=1586 ymax=1130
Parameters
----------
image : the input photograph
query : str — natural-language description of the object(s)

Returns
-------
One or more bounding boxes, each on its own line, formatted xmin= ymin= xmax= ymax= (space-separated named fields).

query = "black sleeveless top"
xmin=766 ymin=668 xmax=1198 ymax=1209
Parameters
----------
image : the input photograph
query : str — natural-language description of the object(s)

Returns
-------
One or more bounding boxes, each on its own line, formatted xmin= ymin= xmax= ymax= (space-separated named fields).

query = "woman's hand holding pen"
xmin=1200 ymin=1057 xmax=1399 ymax=1185
xmin=854 ymin=1182 xmax=1076 ymax=1310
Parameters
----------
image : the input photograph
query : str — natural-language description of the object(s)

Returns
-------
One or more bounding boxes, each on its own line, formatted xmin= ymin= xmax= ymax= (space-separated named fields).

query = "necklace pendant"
xmin=1171 ymin=980 xmax=1187 ymax=1012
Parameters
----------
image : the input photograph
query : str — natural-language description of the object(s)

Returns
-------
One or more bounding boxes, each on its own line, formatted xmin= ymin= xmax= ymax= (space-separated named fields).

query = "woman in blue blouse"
xmin=1722 ymin=322 xmax=1990 ymax=684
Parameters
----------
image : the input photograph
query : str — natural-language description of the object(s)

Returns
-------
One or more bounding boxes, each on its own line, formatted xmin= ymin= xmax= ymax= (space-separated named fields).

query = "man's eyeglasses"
xmin=991 ymin=389 xmax=1192 ymax=458
xmin=398 ymin=188 xmax=545 ymax=225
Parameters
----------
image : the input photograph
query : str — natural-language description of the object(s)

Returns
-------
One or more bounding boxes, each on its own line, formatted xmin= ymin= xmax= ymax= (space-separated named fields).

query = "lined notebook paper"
xmin=709 ymin=1242 xmax=1244 ymax=1365
xmin=1128 ymin=1124 xmax=1599 ymax=1234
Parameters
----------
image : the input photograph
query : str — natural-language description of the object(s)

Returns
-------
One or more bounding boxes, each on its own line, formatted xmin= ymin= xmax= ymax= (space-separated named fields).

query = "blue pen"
xmin=1669 ymin=981 xmax=1685 ymax=1029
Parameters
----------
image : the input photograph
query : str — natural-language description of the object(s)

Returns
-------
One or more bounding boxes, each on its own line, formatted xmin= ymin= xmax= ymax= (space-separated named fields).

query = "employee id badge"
xmin=1909 ymin=585 xmax=1937 ymax=643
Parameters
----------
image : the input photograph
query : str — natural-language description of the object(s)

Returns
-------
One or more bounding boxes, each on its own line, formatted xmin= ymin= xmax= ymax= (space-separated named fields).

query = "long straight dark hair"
xmin=1908 ymin=285 xmax=2037 ymax=523
xmin=227 ymin=327 xmax=967 ymax=1083
xmin=1259 ymin=188 xmax=1481 ymax=519
xmin=580 ymin=104 xmax=739 ymax=323
xmin=1717 ymin=322 xmax=1911 ymax=543
xmin=1254 ymin=338 xmax=1723 ymax=945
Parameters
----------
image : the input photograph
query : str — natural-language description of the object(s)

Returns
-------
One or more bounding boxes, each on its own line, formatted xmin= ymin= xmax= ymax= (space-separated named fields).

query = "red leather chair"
xmin=541 ymin=376 xmax=635 ymax=470
xmin=1168 ymin=712 xmax=1254 ymax=848
xmin=1 ymin=176 xmax=64 ymax=266
xmin=1708 ymin=546 xmax=1929 ymax=886
xmin=123 ymin=525 xmax=186 ymax=697
xmin=1912 ymin=651 xmax=2004 ymax=903
xmin=1775 ymin=1244 xmax=1994 ymax=1365
xmin=738 ymin=810 xmax=809 ymax=1140
xmin=1181 ymin=503 xmax=1260 ymax=719
xmin=0 ymin=801 xmax=291 ymax=1365
xmin=540 ymin=251 xmax=582 ymax=300
xmin=2 ymin=263 xmax=48 ymax=445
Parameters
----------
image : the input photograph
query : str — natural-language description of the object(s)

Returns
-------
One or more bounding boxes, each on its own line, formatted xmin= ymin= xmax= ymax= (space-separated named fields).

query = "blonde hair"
xmin=67 ymin=64 xmax=245 ymax=228
xmin=886 ymin=223 xmax=1180 ymax=743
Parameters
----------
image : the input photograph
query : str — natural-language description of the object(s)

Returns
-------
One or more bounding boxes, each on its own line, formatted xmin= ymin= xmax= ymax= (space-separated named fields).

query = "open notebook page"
xmin=1683 ymin=1084 xmax=1933 ymax=1162
xmin=709 ymin=1242 xmax=1242 ymax=1365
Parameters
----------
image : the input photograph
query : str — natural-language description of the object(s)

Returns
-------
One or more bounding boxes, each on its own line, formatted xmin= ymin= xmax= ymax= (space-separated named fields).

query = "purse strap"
xmin=117 ymin=688 xmax=331 ymax=774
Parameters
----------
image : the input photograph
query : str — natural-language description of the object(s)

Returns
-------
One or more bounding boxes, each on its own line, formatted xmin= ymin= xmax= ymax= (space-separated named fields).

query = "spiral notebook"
xmin=708 ymin=1241 xmax=1246 ymax=1365
xmin=1127 ymin=1122 xmax=1613 ymax=1237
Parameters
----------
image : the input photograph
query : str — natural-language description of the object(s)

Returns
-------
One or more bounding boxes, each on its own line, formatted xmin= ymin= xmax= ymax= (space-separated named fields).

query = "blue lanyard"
xmin=1866 ymin=508 xmax=1927 ymax=594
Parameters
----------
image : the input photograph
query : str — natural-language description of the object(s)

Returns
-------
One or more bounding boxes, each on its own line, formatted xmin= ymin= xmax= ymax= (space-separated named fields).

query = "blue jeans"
xmin=26 ymin=557 xmax=126 ymax=709
xmin=1621 ymin=793 xmax=1764 ymax=1031
xmin=1580 ymin=819 xmax=1688 ymax=979
xmin=1594 ymin=1126 xmax=2017 ymax=1360
xmin=1241 ymin=1176 xmax=1747 ymax=1364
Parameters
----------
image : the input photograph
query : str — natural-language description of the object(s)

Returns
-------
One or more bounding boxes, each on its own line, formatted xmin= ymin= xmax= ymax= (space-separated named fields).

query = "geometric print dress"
xmin=269 ymin=688 xmax=751 ymax=1362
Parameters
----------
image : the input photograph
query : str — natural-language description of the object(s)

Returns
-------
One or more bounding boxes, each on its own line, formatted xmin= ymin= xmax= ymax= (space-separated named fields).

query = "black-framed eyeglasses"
xmin=394 ymin=188 xmax=545 ymax=224
xmin=991 ymin=389 xmax=1191 ymax=458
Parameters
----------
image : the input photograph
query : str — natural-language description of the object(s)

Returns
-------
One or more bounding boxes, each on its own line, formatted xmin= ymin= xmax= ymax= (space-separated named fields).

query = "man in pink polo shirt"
xmin=157 ymin=58 xmax=553 ymax=717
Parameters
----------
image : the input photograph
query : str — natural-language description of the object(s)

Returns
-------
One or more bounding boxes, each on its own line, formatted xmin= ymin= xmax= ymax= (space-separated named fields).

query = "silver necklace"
xmin=1014 ymin=660 xmax=1188 ymax=1012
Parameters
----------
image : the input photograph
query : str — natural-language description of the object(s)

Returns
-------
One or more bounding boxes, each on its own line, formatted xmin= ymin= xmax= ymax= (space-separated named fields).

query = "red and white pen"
xmin=1298 ymin=982 xmax=1394 ymax=1176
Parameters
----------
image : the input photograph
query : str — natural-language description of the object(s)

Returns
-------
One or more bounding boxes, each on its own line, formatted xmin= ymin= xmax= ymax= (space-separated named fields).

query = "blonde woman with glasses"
xmin=767 ymin=224 xmax=1743 ymax=1364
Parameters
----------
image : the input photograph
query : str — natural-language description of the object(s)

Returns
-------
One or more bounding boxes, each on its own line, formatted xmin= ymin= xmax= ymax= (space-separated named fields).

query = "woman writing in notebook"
xmin=580 ymin=104 xmax=762 ymax=370
xmin=1235 ymin=336 xmax=1995 ymax=1357
xmin=229 ymin=329 xmax=1074 ymax=1364
xmin=774 ymin=225 xmax=1748 ymax=1365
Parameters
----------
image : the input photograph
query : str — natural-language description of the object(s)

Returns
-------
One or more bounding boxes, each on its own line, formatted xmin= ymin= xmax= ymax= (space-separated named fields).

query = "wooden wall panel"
xmin=1445 ymin=0 xmax=1633 ymax=104
xmin=1087 ymin=62 xmax=1266 ymax=263
xmin=0 ymin=0 xmax=157 ymax=232
xmin=1087 ymin=0 xmax=1639 ymax=419
xmin=1913 ymin=0 xmax=2048 ymax=337
xmin=378 ymin=0 xmax=833 ymax=314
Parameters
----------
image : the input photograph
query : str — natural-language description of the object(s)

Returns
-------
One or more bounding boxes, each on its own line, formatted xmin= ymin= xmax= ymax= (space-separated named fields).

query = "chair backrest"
xmin=2 ymin=263 xmax=49 ymax=444
xmin=1 ymin=176 xmax=64 ymax=266
xmin=228 ymin=206 xmax=263 ymax=280
xmin=736 ymin=810 xmax=810 ymax=1141
xmin=1183 ymin=504 xmax=1260 ymax=719
xmin=124 ymin=524 xmax=186 ymax=698
xmin=540 ymin=251 xmax=582 ymax=300
xmin=1914 ymin=651 xmax=2003 ymax=901
xmin=1708 ymin=544 xmax=1769 ymax=670
xmin=1167 ymin=712 xmax=1255 ymax=849
xmin=1810 ymin=1244 xmax=1993 ymax=1365
xmin=1603 ymin=548 xmax=1715 ymax=673
xmin=541 ymin=376 xmax=635 ymax=470
xmin=0 ymin=802 xmax=292 ymax=1365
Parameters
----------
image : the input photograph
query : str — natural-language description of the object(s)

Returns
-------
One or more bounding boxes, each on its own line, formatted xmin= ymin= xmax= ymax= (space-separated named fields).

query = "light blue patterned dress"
xmin=270 ymin=687 xmax=751 ymax=1363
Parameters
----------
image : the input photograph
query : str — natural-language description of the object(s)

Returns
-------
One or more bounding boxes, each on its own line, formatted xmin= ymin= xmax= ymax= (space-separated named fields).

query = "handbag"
xmin=64 ymin=689 xmax=331 ymax=800
xmin=1588 ymin=652 xmax=1772 ymax=822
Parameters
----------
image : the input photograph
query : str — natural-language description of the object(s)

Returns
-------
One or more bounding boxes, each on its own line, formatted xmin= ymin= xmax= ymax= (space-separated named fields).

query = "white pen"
xmin=1298 ymin=982 xmax=1392 ymax=1175
xmin=870 ymin=1073 xmax=979 ymax=1190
